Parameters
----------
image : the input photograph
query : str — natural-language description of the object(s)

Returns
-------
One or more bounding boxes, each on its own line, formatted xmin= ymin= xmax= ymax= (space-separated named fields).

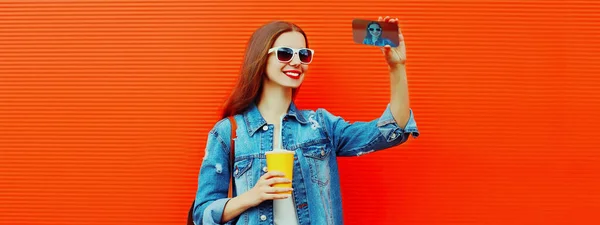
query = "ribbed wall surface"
xmin=1 ymin=1 xmax=599 ymax=224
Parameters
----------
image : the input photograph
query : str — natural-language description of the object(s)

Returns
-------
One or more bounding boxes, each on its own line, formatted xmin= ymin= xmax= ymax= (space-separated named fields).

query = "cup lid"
xmin=265 ymin=149 xmax=295 ymax=154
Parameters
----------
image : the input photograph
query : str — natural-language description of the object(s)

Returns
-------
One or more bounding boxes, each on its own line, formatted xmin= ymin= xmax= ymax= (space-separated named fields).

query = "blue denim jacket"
xmin=194 ymin=102 xmax=419 ymax=225
xmin=363 ymin=37 xmax=398 ymax=47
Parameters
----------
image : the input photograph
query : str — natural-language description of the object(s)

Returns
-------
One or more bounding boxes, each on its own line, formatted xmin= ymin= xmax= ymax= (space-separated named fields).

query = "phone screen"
xmin=352 ymin=18 xmax=400 ymax=47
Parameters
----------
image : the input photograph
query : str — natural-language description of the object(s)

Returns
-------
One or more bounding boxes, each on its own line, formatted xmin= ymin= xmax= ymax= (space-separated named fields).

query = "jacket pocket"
xmin=233 ymin=158 xmax=253 ymax=193
xmin=302 ymin=145 xmax=331 ymax=186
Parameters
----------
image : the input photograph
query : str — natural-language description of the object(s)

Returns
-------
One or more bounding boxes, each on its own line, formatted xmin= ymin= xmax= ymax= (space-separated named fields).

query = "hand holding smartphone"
xmin=352 ymin=18 xmax=400 ymax=47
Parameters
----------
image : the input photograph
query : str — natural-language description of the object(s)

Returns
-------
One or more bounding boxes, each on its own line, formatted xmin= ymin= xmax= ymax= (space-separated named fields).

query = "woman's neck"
xmin=257 ymin=81 xmax=292 ymax=123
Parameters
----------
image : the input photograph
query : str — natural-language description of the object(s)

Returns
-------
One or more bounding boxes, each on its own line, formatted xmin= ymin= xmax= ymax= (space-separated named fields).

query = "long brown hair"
xmin=221 ymin=21 xmax=308 ymax=119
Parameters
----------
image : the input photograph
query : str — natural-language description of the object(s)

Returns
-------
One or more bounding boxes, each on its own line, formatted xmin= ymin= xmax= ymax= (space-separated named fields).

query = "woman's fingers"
xmin=380 ymin=45 xmax=392 ymax=55
xmin=260 ymin=171 xmax=285 ymax=180
xmin=377 ymin=16 xmax=399 ymax=24
xmin=263 ymin=193 xmax=292 ymax=200
xmin=265 ymin=177 xmax=292 ymax=186
xmin=265 ymin=187 xmax=294 ymax=194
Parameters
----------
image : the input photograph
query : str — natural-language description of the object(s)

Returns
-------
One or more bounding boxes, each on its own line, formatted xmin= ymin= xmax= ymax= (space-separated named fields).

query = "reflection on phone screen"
xmin=352 ymin=18 xmax=400 ymax=47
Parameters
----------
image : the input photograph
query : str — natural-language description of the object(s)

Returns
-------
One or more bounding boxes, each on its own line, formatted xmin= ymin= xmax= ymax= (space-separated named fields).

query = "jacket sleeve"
xmin=193 ymin=128 xmax=233 ymax=225
xmin=319 ymin=103 xmax=419 ymax=157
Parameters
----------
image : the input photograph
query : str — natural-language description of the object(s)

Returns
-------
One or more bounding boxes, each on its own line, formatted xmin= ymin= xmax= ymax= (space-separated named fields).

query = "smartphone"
xmin=352 ymin=18 xmax=400 ymax=47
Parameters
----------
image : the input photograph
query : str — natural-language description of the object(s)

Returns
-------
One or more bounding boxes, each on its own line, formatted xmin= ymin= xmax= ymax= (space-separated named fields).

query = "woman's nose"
xmin=289 ymin=53 xmax=302 ymax=66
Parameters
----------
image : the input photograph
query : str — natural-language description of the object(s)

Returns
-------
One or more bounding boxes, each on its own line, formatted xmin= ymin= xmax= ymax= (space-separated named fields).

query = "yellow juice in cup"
xmin=265 ymin=149 xmax=295 ymax=194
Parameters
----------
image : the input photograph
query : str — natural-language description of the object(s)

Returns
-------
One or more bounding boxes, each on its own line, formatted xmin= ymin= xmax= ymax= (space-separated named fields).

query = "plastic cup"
xmin=265 ymin=149 xmax=295 ymax=194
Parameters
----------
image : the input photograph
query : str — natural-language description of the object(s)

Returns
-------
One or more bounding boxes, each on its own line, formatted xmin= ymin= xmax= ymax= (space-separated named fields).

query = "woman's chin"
xmin=282 ymin=79 xmax=303 ymax=88
xmin=284 ymin=82 xmax=302 ymax=89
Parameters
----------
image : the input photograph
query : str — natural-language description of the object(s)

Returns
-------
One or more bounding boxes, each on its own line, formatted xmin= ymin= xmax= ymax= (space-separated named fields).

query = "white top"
xmin=273 ymin=114 xmax=300 ymax=225
xmin=274 ymin=197 xmax=299 ymax=225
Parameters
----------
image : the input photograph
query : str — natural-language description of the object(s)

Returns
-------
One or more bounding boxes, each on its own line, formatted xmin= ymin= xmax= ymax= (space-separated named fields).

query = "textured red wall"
xmin=1 ymin=1 xmax=600 ymax=225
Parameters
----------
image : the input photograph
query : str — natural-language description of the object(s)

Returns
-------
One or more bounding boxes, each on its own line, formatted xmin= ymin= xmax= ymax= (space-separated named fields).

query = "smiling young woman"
xmin=363 ymin=21 xmax=397 ymax=47
xmin=193 ymin=16 xmax=419 ymax=225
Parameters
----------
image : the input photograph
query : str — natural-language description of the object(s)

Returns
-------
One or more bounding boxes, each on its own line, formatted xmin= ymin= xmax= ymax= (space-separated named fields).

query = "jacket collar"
xmin=243 ymin=101 xmax=308 ymax=136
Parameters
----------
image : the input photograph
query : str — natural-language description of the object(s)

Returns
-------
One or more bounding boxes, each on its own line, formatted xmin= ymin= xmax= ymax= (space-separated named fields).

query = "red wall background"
xmin=1 ymin=1 xmax=600 ymax=225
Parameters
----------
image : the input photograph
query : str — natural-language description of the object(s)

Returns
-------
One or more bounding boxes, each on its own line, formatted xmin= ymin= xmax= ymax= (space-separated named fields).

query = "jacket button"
xmin=234 ymin=169 xmax=239 ymax=175
xmin=262 ymin=126 xmax=268 ymax=131
xmin=321 ymin=150 xmax=325 ymax=156
xmin=391 ymin=132 xmax=397 ymax=139
xmin=260 ymin=215 xmax=267 ymax=221
xmin=262 ymin=167 xmax=268 ymax=172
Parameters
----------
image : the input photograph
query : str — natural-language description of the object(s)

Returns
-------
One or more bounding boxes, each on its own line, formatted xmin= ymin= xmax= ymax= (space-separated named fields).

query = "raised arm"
xmin=319 ymin=105 xmax=418 ymax=157
xmin=380 ymin=16 xmax=410 ymax=129
xmin=321 ymin=16 xmax=419 ymax=157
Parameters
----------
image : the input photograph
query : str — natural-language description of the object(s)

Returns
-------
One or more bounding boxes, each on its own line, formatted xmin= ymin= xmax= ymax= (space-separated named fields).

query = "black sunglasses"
xmin=268 ymin=46 xmax=314 ymax=64
xmin=369 ymin=28 xmax=382 ymax=32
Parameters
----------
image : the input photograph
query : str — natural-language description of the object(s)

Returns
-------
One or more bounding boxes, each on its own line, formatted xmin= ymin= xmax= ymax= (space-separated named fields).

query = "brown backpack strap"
xmin=227 ymin=116 xmax=237 ymax=198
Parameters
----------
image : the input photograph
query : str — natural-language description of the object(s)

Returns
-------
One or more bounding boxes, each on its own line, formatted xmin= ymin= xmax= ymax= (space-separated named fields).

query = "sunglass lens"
xmin=276 ymin=47 xmax=294 ymax=62
xmin=298 ymin=49 xmax=312 ymax=63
